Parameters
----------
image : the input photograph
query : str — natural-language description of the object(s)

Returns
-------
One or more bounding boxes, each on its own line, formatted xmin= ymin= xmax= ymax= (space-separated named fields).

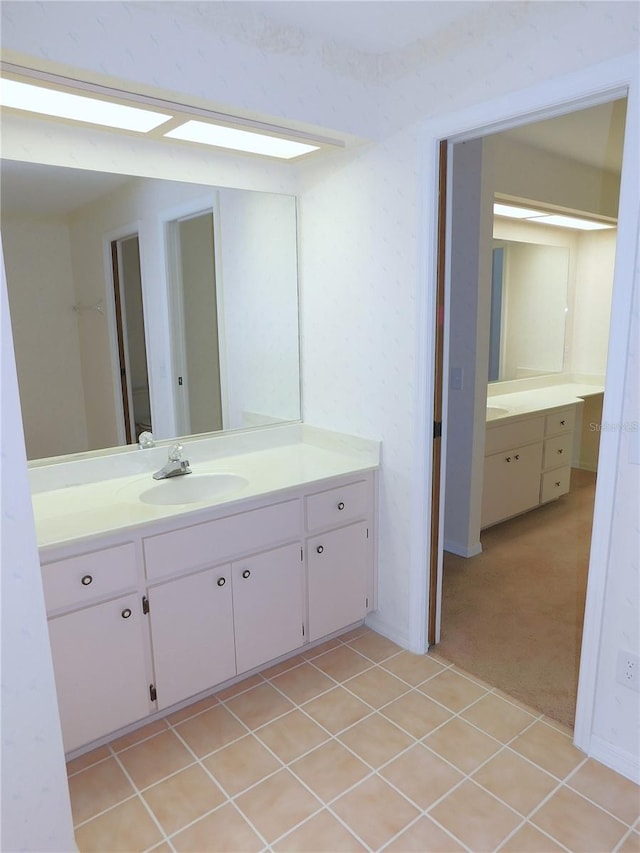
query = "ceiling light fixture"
xmin=164 ymin=120 xmax=319 ymax=159
xmin=494 ymin=203 xmax=614 ymax=231
xmin=0 ymin=78 xmax=172 ymax=133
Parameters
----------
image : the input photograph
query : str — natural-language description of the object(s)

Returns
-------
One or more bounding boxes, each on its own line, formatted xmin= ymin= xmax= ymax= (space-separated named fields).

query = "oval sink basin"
xmin=486 ymin=406 xmax=510 ymax=420
xmin=136 ymin=473 xmax=248 ymax=506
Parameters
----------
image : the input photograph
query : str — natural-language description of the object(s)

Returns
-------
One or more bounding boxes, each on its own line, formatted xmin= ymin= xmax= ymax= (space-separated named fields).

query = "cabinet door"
xmin=481 ymin=442 xmax=543 ymax=528
xmin=48 ymin=594 xmax=150 ymax=753
xmin=307 ymin=521 xmax=368 ymax=642
xmin=232 ymin=543 xmax=304 ymax=674
xmin=148 ymin=566 xmax=236 ymax=710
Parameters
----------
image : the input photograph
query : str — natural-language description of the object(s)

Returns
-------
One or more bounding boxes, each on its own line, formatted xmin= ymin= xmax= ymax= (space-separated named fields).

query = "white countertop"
xmin=31 ymin=426 xmax=380 ymax=551
xmin=486 ymin=382 xmax=604 ymax=424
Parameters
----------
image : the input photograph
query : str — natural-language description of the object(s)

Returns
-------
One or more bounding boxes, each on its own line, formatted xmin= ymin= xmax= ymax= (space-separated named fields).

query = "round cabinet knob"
xmin=557 ymin=448 xmax=564 ymax=454
xmin=217 ymin=577 xmax=226 ymax=587
xmin=316 ymin=545 xmax=324 ymax=554
xmin=560 ymin=419 xmax=566 ymax=426
xmin=242 ymin=569 xmax=251 ymax=579
xmin=505 ymin=456 xmax=512 ymax=463
xmin=555 ymin=481 xmax=561 ymax=487
xmin=121 ymin=608 xmax=132 ymax=619
xmin=514 ymin=454 xmax=520 ymax=461
xmin=337 ymin=501 xmax=345 ymax=511
xmin=81 ymin=574 xmax=93 ymax=586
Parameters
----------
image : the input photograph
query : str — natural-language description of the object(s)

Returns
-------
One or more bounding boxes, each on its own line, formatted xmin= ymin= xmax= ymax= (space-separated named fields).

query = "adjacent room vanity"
xmin=482 ymin=380 xmax=603 ymax=528
xmin=32 ymin=425 xmax=379 ymax=755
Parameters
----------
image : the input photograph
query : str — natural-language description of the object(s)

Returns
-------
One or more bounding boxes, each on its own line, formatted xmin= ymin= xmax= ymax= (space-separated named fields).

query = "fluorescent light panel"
xmin=494 ymin=203 xmax=614 ymax=231
xmin=0 ymin=78 xmax=172 ymax=132
xmin=165 ymin=120 xmax=319 ymax=159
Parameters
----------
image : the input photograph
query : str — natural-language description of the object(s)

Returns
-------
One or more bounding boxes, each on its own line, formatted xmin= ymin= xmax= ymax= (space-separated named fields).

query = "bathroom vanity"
xmin=32 ymin=426 xmax=379 ymax=755
xmin=482 ymin=380 xmax=603 ymax=528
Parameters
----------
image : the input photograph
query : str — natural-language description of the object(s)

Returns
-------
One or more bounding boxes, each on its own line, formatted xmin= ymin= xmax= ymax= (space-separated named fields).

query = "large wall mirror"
xmin=1 ymin=159 xmax=301 ymax=461
xmin=489 ymin=238 xmax=570 ymax=382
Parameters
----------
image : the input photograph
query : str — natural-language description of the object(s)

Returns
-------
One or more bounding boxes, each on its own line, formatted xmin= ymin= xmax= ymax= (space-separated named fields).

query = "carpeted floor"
xmin=438 ymin=468 xmax=596 ymax=729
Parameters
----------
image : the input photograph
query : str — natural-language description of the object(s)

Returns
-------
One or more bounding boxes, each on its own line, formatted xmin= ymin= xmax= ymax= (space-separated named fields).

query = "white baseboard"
xmin=587 ymin=734 xmax=640 ymax=784
xmin=365 ymin=613 xmax=409 ymax=650
xmin=443 ymin=539 xmax=483 ymax=558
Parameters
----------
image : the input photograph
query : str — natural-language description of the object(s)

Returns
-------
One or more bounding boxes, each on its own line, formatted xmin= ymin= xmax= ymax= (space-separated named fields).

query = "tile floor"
xmin=67 ymin=626 xmax=640 ymax=852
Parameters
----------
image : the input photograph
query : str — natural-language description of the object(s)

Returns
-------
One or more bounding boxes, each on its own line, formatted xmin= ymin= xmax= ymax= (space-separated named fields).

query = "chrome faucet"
xmin=153 ymin=443 xmax=192 ymax=480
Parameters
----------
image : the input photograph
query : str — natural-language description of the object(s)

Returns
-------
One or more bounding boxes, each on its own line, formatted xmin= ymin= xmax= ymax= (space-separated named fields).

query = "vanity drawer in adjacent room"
xmin=543 ymin=433 xmax=573 ymax=470
xmin=41 ymin=543 xmax=138 ymax=614
xmin=545 ymin=407 xmax=575 ymax=436
xmin=143 ymin=499 xmax=301 ymax=581
xmin=540 ymin=467 xmax=572 ymax=503
xmin=484 ymin=416 xmax=545 ymax=455
xmin=306 ymin=479 xmax=370 ymax=533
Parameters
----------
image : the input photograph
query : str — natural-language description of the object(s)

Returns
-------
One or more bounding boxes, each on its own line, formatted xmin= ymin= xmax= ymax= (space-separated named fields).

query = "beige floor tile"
xmin=274 ymin=809 xmax=366 ymax=852
xmin=290 ymin=739 xmax=370 ymax=801
xmin=270 ymin=662 xmax=334 ymax=704
xmin=472 ymin=749 xmax=558 ymax=816
xmin=498 ymin=822 xmax=565 ymax=852
xmin=338 ymin=713 xmax=413 ymax=768
xmin=510 ymin=720 xmax=585 ymax=779
xmin=261 ymin=654 xmax=306 ymax=679
xmin=386 ymin=816 xmax=465 ymax=851
xmin=419 ymin=668 xmax=489 ymax=712
xmin=301 ymin=637 xmax=343 ymax=659
xmin=430 ymin=780 xmax=521 ymax=852
xmin=74 ymin=796 xmax=162 ymax=852
xmin=68 ymin=756 xmax=135 ymax=825
xmin=255 ymin=709 xmax=329 ymax=763
xmin=148 ymin=842 xmax=173 ymax=853
xmin=165 ymin=694 xmax=219 ymax=725
xmin=493 ymin=689 xmax=544 ymax=717
xmin=142 ymin=764 xmax=226 ymax=835
xmin=109 ymin=719 xmax=170 ymax=752
xmin=424 ymin=717 xmax=501 ymax=774
xmin=450 ymin=665 xmax=496 ymax=692
xmin=172 ymin=802 xmax=263 ymax=852
xmin=531 ymin=785 xmax=628 ymax=851
xmin=344 ymin=630 xmax=402 ymax=662
xmin=225 ymin=682 xmax=294 ymax=729
xmin=619 ymin=830 xmax=640 ymax=852
xmin=380 ymin=690 xmax=452 ymax=738
xmin=235 ymin=769 xmax=321 ymax=843
xmin=332 ymin=775 xmax=420 ymax=850
xmin=567 ymin=757 xmax=640 ymax=825
xmin=303 ymin=686 xmax=371 ymax=734
xmin=311 ymin=646 xmax=373 ymax=681
xmin=337 ymin=625 xmax=372 ymax=643
xmin=174 ymin=705 xmax=245 ymax=757
xmin=381 ymin=650 xmax=446 ymax=686
xmin=380 ymin=743 xmax=464 ymax=809
xmin=203 ymin=734 xmax=281 ymax=796
xmin=66 ymin=745 xmax=111 ymax=776
xmin=117 ymin=730 xmax=194 ymax=789
xmin=542 ymin=714 xmax=574 ymax=736
xmin=214 ymin=673 xmax=263 ymax=701
xmin=343 ymin=666 xmax=409 ymax=709
xmin=461 ymin=693 xmax=537 ymax=743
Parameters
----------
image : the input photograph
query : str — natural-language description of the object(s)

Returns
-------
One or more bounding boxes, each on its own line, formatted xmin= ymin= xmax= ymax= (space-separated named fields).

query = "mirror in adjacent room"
xmin=488 ymin=238 xmax=570 ymax=382
xmin=0 ymin=159 xmax=301 ymax=461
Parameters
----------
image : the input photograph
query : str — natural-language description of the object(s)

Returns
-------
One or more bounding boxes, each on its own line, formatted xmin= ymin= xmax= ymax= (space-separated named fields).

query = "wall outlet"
xmin=616 ymin=650 xmax=640 ymax=691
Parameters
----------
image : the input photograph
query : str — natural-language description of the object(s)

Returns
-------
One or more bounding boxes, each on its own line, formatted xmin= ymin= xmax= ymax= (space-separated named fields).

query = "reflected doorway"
xmin=110 ymin=234 xmax=151 ymax=444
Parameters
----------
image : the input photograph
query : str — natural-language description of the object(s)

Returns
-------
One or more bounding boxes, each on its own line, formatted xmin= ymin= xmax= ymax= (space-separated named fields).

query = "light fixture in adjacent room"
xmin=0 ymin=78 xmax=172 ymax=133
xmin=494 ymin=202 xmax=615 ymax=231
xmin=164 ymin=120 xmax=320 ymax=159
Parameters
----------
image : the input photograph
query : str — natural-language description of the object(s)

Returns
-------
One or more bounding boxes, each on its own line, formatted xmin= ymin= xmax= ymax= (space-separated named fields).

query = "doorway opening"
xmin=110 ymin=233 xmax=151 ymax=444
xmin=434 ymin=97 xmax=626 ymax=727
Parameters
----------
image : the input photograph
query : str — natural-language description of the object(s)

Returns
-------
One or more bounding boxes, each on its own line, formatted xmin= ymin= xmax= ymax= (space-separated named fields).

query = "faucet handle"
xmin=138 ymin=431 xmax=155 ymax=449
xmin=168 ymin=443 xmax=184 ymax=462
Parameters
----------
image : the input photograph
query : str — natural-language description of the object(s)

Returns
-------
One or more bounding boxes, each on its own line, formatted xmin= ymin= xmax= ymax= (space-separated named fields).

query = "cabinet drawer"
xmin=485 ymin=417 xmax=544 ymax=455
xmin=545 ymin=407 xmax=575 ymax=436
xmin=540 ymin=467 xmax=571 ymax=503
xmin=41 ymin=543 xmax=137 ymax=613
xmin=306 ymin=480 xmax=370 ymax=533
xmin=144 ymin=499 xmax=301 ymax=581
xmin=543 ymin=434 xmax=573 ymax=470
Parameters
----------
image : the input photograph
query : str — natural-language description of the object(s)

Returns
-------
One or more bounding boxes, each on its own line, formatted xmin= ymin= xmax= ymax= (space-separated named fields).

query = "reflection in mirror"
xmin=489 ymin=239 xmax=569 ymax=382
xmin=0 ymin=160 xmax=301 ymax=460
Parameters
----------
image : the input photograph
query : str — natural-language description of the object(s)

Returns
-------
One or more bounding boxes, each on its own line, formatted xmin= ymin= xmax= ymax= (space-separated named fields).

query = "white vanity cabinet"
xmin=305 ymin=479 xmax=373 ymax=641
xmin=482 ymin=406 xmax=576 ymax=528
xmin=42 ymin=544 xmax=152 ymax=753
